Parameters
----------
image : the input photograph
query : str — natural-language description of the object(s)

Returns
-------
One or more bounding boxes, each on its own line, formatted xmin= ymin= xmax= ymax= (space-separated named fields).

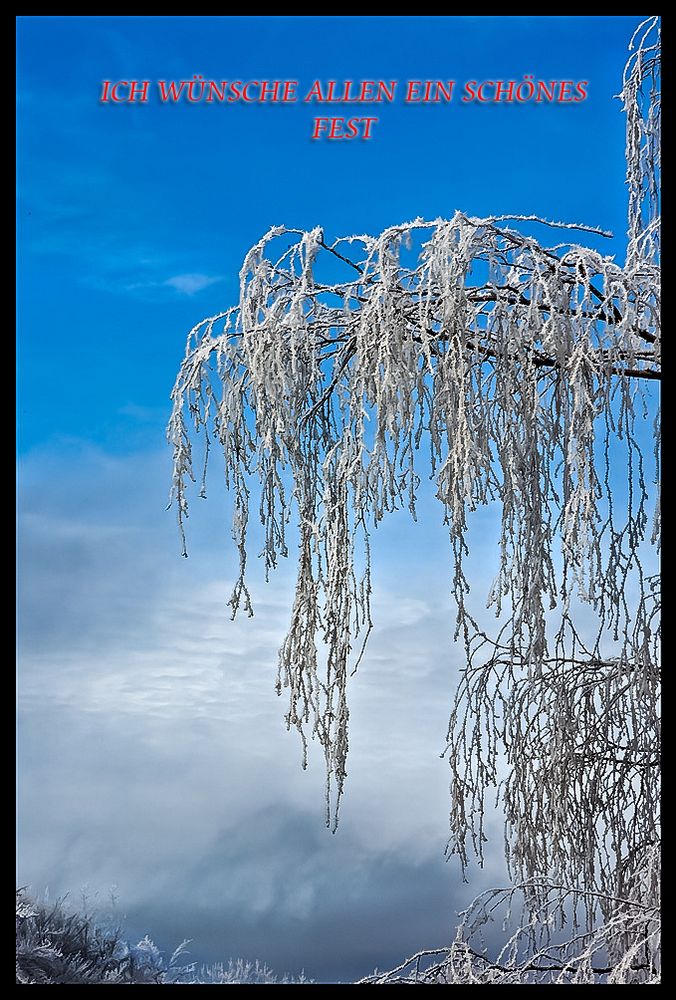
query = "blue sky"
xmin=17 ymin=15 xmax=648 ymax=984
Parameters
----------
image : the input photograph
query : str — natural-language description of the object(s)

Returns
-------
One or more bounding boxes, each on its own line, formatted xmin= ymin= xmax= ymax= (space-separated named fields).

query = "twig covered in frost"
xmin=357 ymin=848 xmax=660 ymax=984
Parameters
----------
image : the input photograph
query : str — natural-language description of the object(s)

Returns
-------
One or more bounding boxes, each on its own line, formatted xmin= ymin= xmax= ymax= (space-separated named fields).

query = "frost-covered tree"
xmin=168 ymin=17 xmax=660 ymax=985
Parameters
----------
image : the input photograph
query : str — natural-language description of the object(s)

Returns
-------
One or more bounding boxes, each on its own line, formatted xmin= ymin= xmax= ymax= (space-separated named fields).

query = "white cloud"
xmin=17 ymin=444 xmax=505 ymax=981
xmin=163 ymin=273 xmax=224 ymax=295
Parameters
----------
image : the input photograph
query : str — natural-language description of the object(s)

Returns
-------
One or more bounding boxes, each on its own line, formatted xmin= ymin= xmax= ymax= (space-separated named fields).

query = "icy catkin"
xmin=168 ymin=16 xmax=659 ymax=984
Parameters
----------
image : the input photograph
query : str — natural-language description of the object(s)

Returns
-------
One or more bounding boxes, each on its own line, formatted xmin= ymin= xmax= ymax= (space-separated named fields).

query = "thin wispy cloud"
xmin=19 ymin=160 xmax=228 ymax=301
xmin=163 ymin=273 xmax=224 ymax=296
xmin=117 ymin=402 xmax=171 ymax=426
xmin=122 ymin=271 xmax=226 ymax=299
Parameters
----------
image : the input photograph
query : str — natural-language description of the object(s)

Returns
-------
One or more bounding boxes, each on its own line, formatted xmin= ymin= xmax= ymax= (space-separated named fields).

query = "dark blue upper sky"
xmin=18 ymin=15 xmax=643 ymax=455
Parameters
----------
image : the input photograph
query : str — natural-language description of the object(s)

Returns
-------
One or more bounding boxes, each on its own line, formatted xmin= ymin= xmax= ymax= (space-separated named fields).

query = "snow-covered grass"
xmin=15 ymin=889 xmax=312 ymax=985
